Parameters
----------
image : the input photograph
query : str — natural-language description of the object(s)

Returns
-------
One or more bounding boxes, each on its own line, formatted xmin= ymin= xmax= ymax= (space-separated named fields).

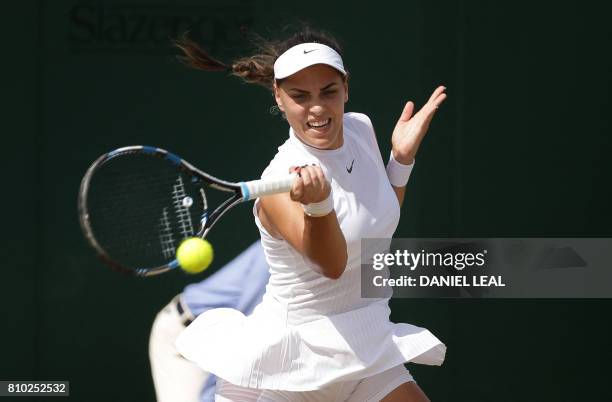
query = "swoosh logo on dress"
xmin=346 ymin=159 xmax=355 ymax=174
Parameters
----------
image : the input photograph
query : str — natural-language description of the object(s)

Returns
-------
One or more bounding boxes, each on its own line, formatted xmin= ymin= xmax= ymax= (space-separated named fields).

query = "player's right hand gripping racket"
xmin=78 ymin=145 xmax=295 ymax=276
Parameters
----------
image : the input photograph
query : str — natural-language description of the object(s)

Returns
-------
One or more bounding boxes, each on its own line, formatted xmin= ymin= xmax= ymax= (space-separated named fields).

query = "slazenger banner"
xmin=360 ymin=238 xmax=612 ymax=298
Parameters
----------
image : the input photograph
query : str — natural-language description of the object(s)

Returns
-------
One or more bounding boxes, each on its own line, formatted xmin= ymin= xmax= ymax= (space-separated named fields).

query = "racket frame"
xmin=78 ymin=145 xmax=286 ymax=277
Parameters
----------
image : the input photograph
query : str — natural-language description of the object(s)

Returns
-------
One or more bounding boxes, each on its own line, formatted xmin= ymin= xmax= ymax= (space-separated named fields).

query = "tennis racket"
xmin=78 ymin=145 xmax=295 ymax=276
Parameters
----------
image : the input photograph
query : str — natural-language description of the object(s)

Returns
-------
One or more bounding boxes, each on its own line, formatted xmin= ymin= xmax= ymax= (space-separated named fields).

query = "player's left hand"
xmin=391 ymin=85 xmax=447 ymax=164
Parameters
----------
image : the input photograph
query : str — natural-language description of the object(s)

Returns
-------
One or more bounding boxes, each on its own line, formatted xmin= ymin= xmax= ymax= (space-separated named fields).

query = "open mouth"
xmin=307 ymin=118 xmax=331 ymax=129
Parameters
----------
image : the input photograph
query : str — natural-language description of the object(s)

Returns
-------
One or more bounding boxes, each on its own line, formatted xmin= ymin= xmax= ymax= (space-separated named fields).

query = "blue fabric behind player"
xmin=181 ymin=241 xmax=270 ymax=401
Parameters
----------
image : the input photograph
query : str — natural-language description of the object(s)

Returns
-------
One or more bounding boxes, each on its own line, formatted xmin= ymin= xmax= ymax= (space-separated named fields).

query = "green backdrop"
xmin=2 ymin=1 xmax=611 ymax=401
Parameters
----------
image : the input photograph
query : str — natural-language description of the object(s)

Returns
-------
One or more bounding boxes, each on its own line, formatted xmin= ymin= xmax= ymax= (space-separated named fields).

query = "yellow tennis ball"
xmin=176 ymin=238 xmax=214 ymax=274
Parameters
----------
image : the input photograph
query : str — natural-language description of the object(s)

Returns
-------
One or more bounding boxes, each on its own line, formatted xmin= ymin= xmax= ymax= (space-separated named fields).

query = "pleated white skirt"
xmin=176 ymin=294 xmax=445 ymax=391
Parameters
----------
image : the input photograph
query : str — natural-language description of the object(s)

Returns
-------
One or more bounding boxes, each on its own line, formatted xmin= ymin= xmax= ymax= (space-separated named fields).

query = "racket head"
xmin=78 ymin=146 xmax=241 ymax=276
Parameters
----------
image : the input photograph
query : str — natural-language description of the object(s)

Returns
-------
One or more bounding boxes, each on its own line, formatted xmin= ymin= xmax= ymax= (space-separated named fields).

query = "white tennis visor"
xmin=273 ymin=42 xmax=346 ymax=80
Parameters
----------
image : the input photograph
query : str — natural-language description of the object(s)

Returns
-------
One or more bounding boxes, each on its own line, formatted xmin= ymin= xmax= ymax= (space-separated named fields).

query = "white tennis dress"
xmin=176 ymin=112 xmax=446 ymax=391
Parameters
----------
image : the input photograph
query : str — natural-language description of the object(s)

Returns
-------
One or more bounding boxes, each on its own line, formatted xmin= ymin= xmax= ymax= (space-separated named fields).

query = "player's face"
xmin=274 ymin=64 xmax=348 ymax=150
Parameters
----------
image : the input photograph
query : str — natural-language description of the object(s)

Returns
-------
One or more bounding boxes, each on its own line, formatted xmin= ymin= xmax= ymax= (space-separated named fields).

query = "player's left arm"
xmin=389 ymin=85 xmax=447 ymax=206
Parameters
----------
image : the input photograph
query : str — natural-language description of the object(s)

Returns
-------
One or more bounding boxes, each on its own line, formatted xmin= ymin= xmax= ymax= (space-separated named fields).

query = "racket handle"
xmin=240 ymin=173 xmax=297 ymax=200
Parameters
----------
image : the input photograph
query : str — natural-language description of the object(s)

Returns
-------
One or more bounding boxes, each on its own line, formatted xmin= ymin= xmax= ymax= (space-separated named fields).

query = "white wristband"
xmin=386 ymin=152 xmax=415 ymax=187
xmin=303 ymin=191 xmax=334 ymax=217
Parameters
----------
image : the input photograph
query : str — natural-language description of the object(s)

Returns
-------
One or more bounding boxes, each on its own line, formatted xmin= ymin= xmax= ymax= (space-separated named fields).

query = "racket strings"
xmin=171 ymin=175 xmax=196 ymax=238
xmin=86 ymin=155 xmax=205 ymax=269
xmin=158 ymin=208 xmax=176 ymax=259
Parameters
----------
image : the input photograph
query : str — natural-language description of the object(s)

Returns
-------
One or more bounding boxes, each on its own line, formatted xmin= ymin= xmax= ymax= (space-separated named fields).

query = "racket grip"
xmin=240 ymin=173 xmax=297 ymax=201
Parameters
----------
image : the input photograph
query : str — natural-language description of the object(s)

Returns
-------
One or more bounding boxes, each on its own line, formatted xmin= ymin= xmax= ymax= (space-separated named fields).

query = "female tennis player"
xmin=175 ymin=27 xmax=447 ymax=401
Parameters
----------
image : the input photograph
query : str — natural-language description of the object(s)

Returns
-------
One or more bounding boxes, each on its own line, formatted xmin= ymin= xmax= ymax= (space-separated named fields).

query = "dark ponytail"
xmin=174 ymin=26 xmax=346 ymax=92
xmin=173 ymin=34 xmax=230 ymax=72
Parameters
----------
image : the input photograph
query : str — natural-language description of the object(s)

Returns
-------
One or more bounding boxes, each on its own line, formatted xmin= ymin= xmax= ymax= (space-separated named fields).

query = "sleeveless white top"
xmin=176 ymin=113 xmax=446 ymax=391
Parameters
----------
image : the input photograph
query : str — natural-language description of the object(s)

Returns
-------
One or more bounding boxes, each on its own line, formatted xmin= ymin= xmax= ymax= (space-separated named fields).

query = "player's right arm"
xmin=258 ymin=165 xmax=347 ymax=279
